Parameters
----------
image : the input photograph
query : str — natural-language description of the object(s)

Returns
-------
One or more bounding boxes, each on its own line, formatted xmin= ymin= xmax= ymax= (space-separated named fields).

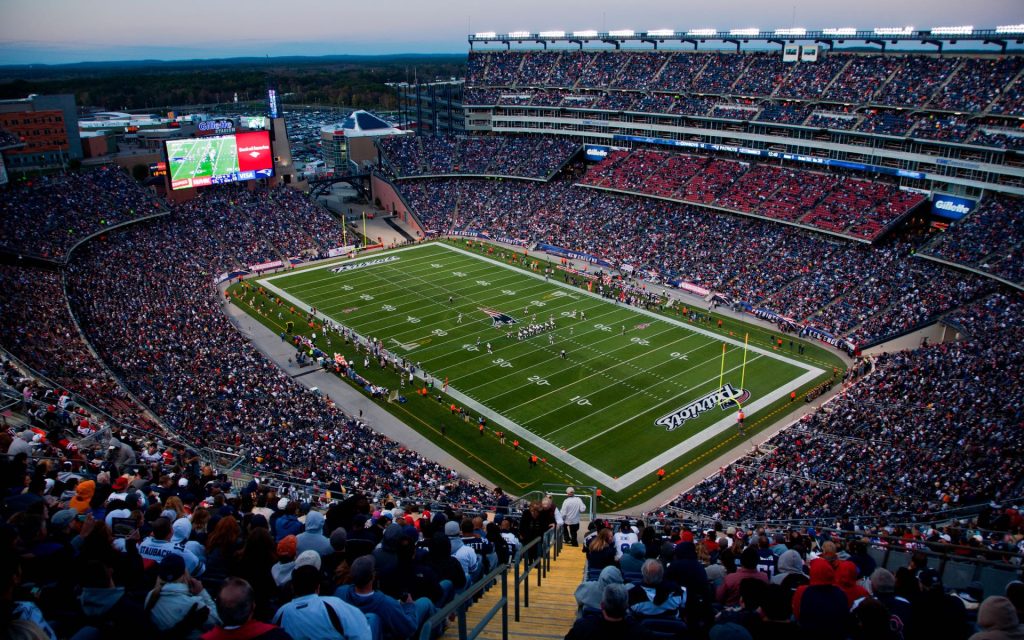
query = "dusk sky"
xmin=1 ymin=0 xmax=1022 ymax=65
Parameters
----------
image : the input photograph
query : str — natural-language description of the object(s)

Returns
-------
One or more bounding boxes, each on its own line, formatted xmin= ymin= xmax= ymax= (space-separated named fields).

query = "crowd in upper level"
xmin=466 ymin=50 xmax=1024 ymax=115
xmin=377 ymin=135 xmax=578 ymax=179
xmin=462 ymin=50 xmax=1024 ymax=151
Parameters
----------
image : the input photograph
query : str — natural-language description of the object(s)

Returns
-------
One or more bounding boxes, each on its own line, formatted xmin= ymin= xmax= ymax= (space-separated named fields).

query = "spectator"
xmin=792 ymin=558 xmax=848 ymax=640
xmin=575 ymin=565 xmax=629 ymax=613
xmin=274 ymin=565 xmax=372 ymax=640
xmin=145 ymin=554 xmax=220 ymax=639
xmin=335 ymin=555 xmax=435 ymax=640
xmin=564 ymin=583 xmax=656 ymax=639
xmin=201 ymin=577 xmax=292 ymax=640
xmin=717 ymin=547 xmax=769 ymax=606
xmin=627 ymin=559 xmax=684 ymax=619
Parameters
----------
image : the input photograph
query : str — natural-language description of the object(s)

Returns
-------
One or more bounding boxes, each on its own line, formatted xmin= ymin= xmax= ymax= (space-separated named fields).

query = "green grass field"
xmin=237 ymin=241 xmax=842 ymax=506
xmin=167 ymin=136 xmax=239 ymax=182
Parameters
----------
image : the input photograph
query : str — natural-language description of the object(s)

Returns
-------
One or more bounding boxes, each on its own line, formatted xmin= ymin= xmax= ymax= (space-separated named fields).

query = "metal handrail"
xmin=417 ymin=563 xmax=509 ymax=640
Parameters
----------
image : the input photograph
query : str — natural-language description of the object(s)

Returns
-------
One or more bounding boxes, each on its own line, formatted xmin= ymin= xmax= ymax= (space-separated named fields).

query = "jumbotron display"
xmin=165 ymin=130 xmax=273 ymax=190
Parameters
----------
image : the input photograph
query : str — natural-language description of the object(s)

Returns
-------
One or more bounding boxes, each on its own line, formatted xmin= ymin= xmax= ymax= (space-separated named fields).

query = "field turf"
xmin=241 ymin=242 xmax=839 ymax=503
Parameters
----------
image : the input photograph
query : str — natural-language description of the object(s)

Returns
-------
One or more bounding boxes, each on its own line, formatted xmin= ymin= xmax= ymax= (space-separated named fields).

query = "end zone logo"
xmin=480 ymin=308 xmax=517 ymax=327
xmin=655 ymin=384 xmax=751 ymax=431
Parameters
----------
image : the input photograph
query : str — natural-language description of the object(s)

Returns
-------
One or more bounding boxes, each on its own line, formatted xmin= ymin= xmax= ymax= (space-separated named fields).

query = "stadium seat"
xmin=884 ymin=550 xmax=911 ymax=572
xmin=640 ymin=617 xmax=690 ymax=639
xmin=941 ymin=561 xmax=977 ymax=591
xmin=979 ymin=565 xmax=1019 ymax=599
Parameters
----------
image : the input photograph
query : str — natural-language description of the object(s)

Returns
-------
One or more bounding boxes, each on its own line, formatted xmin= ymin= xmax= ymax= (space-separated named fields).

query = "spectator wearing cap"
xmin=295 ymin=510 xmax=331 ymax=558
xmin=138 ymin=516 xmax=204 ymax=577
xmin=444 ymin=520 xmax=480 ymax=584
xmin=857 ymin=568 xmax=914 ymax=637
xmin=273 ymin=500 xmax=303 ymax=542
xmin=272 ymin=535 xmax=299 ymax=587
xmin=717 ymin=546 xmax=769 ymax=606
xmin=565 ymin=583 xmax=656 ymax=639
xmin=145 ymin=554 xmax=220 ymax=639
xmin=666 ymin=541 xmax=711 ymax=625
xmin=335 ymin=555 xmax=436 ymax=640
xmin=970 ymin=596 xmax=1024 ymax=640
xmin=914 ymin=568 xmax=971 ymax=639
xmin=560 ymin=487 xmax=586 ymax=547
xmin=69 ymin=479 xmax=96 ymax=514
xmin=322 ymin=528 xmax=350 ymax=587
xmin=274 ymin=565 xmax=372 ymax=640
xmin=201 ymin=577 xmax=292 ymax=640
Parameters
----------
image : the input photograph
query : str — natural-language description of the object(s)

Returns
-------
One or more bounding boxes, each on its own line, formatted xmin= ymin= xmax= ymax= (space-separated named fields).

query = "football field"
xmin=167 ymin=136 xmax=239 ymax=181
xmin=257 ymin=243 xmax=827 ymax=493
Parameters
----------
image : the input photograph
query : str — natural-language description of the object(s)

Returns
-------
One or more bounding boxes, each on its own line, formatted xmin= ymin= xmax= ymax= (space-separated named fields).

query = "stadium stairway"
xmin=448 ymin=542 xmax=586 ymax=640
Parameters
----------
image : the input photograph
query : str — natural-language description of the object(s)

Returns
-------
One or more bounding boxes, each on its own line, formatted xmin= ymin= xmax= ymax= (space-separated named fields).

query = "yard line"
xmin=518 ymin=338 xmax=721 ymax=430
xmin=474 ymin=325 xmax=685 ymax=402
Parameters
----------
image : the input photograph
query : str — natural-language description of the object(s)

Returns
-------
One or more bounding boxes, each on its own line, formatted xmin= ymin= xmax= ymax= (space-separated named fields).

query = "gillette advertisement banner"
xmin=931 ymin=193 xmax=976 ymax=221
xmin=585 ymin=144 xmax=613 ymax=162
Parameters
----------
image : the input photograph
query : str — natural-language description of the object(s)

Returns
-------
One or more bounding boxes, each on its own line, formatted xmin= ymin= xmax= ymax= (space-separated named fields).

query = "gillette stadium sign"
xmin=932 ymin=193 xmax=976 ymax=221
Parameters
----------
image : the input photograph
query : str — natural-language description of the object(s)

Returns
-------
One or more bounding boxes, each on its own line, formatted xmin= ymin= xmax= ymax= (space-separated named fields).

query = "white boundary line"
xmin=259 ymin=242 xmax=825 ymax=491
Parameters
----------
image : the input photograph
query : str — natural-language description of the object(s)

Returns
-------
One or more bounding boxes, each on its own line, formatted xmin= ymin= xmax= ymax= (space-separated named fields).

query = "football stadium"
xmin=2 ymin=12 xmax=1024 ymax=640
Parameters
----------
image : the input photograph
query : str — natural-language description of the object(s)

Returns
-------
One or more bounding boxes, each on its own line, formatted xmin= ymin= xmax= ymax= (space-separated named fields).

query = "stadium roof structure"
xmin=469 ymin=25 xmax=1024 ymax=52
xmin=327 ymin=110 xmax=405 ymax=139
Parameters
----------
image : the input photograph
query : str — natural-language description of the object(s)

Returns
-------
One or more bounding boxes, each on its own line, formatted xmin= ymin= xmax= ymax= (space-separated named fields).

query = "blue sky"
xmin=0 ymin=0 xmax=1021 ymax=64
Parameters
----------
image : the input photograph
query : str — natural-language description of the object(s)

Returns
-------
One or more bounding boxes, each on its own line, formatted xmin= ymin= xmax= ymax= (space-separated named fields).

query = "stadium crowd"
xmin=0 ymin=265 xmax=154 ymax=429
xmin=468 ymin=50 xmax=1024 ymax=110
xmin=921 ymin=194 xmax=1024 ymax=287
xmin=0 ymin=165 xmax=165 ymax=260
xmin=462 ymin=50 xmax=1024 ymax=150
xmin=378 ymin=135 xmax=578 ymax=180
xmin=0 ymin=420 xmax=548 ymax=640
xmin=670 ymin=291 xmax=1024 ymax=524
xmin=396 ymin=171 xmax=989 ymax=347
xmin=578 ymin=149 xmax=925 ymax=241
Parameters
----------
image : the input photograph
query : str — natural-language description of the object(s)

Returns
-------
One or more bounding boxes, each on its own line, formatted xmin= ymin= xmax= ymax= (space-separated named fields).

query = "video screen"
xmin=166 ymin=131 xmax=273 ymax=190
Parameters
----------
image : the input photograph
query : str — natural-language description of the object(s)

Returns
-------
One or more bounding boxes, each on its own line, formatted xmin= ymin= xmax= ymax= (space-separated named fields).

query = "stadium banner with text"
xmin=165 ymin=130 xmax=274 ymax=191
xmin=196 ymin=119 xmax=236 ymax=136
xmin=931 ymin=193 xmax=976 ymax=220
xmin=249 ymin=259 xmax=284 ymax=272
xmin=585 ymin=144 xmax=613 ymax=162
xmin=327 ymin=245 xmax=357 ymax=258
xmin=612 ymin=134 xmax=926 ymax=180
xmin=536 ymin=243 xmax=613 ymax=267
xmin=667 ymin=279 xmax=711 ymax=297
xmin=800 ymin=325 xmax=857 ymax=354
xmin=752 ymin=307 xmax=803 ymax=332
